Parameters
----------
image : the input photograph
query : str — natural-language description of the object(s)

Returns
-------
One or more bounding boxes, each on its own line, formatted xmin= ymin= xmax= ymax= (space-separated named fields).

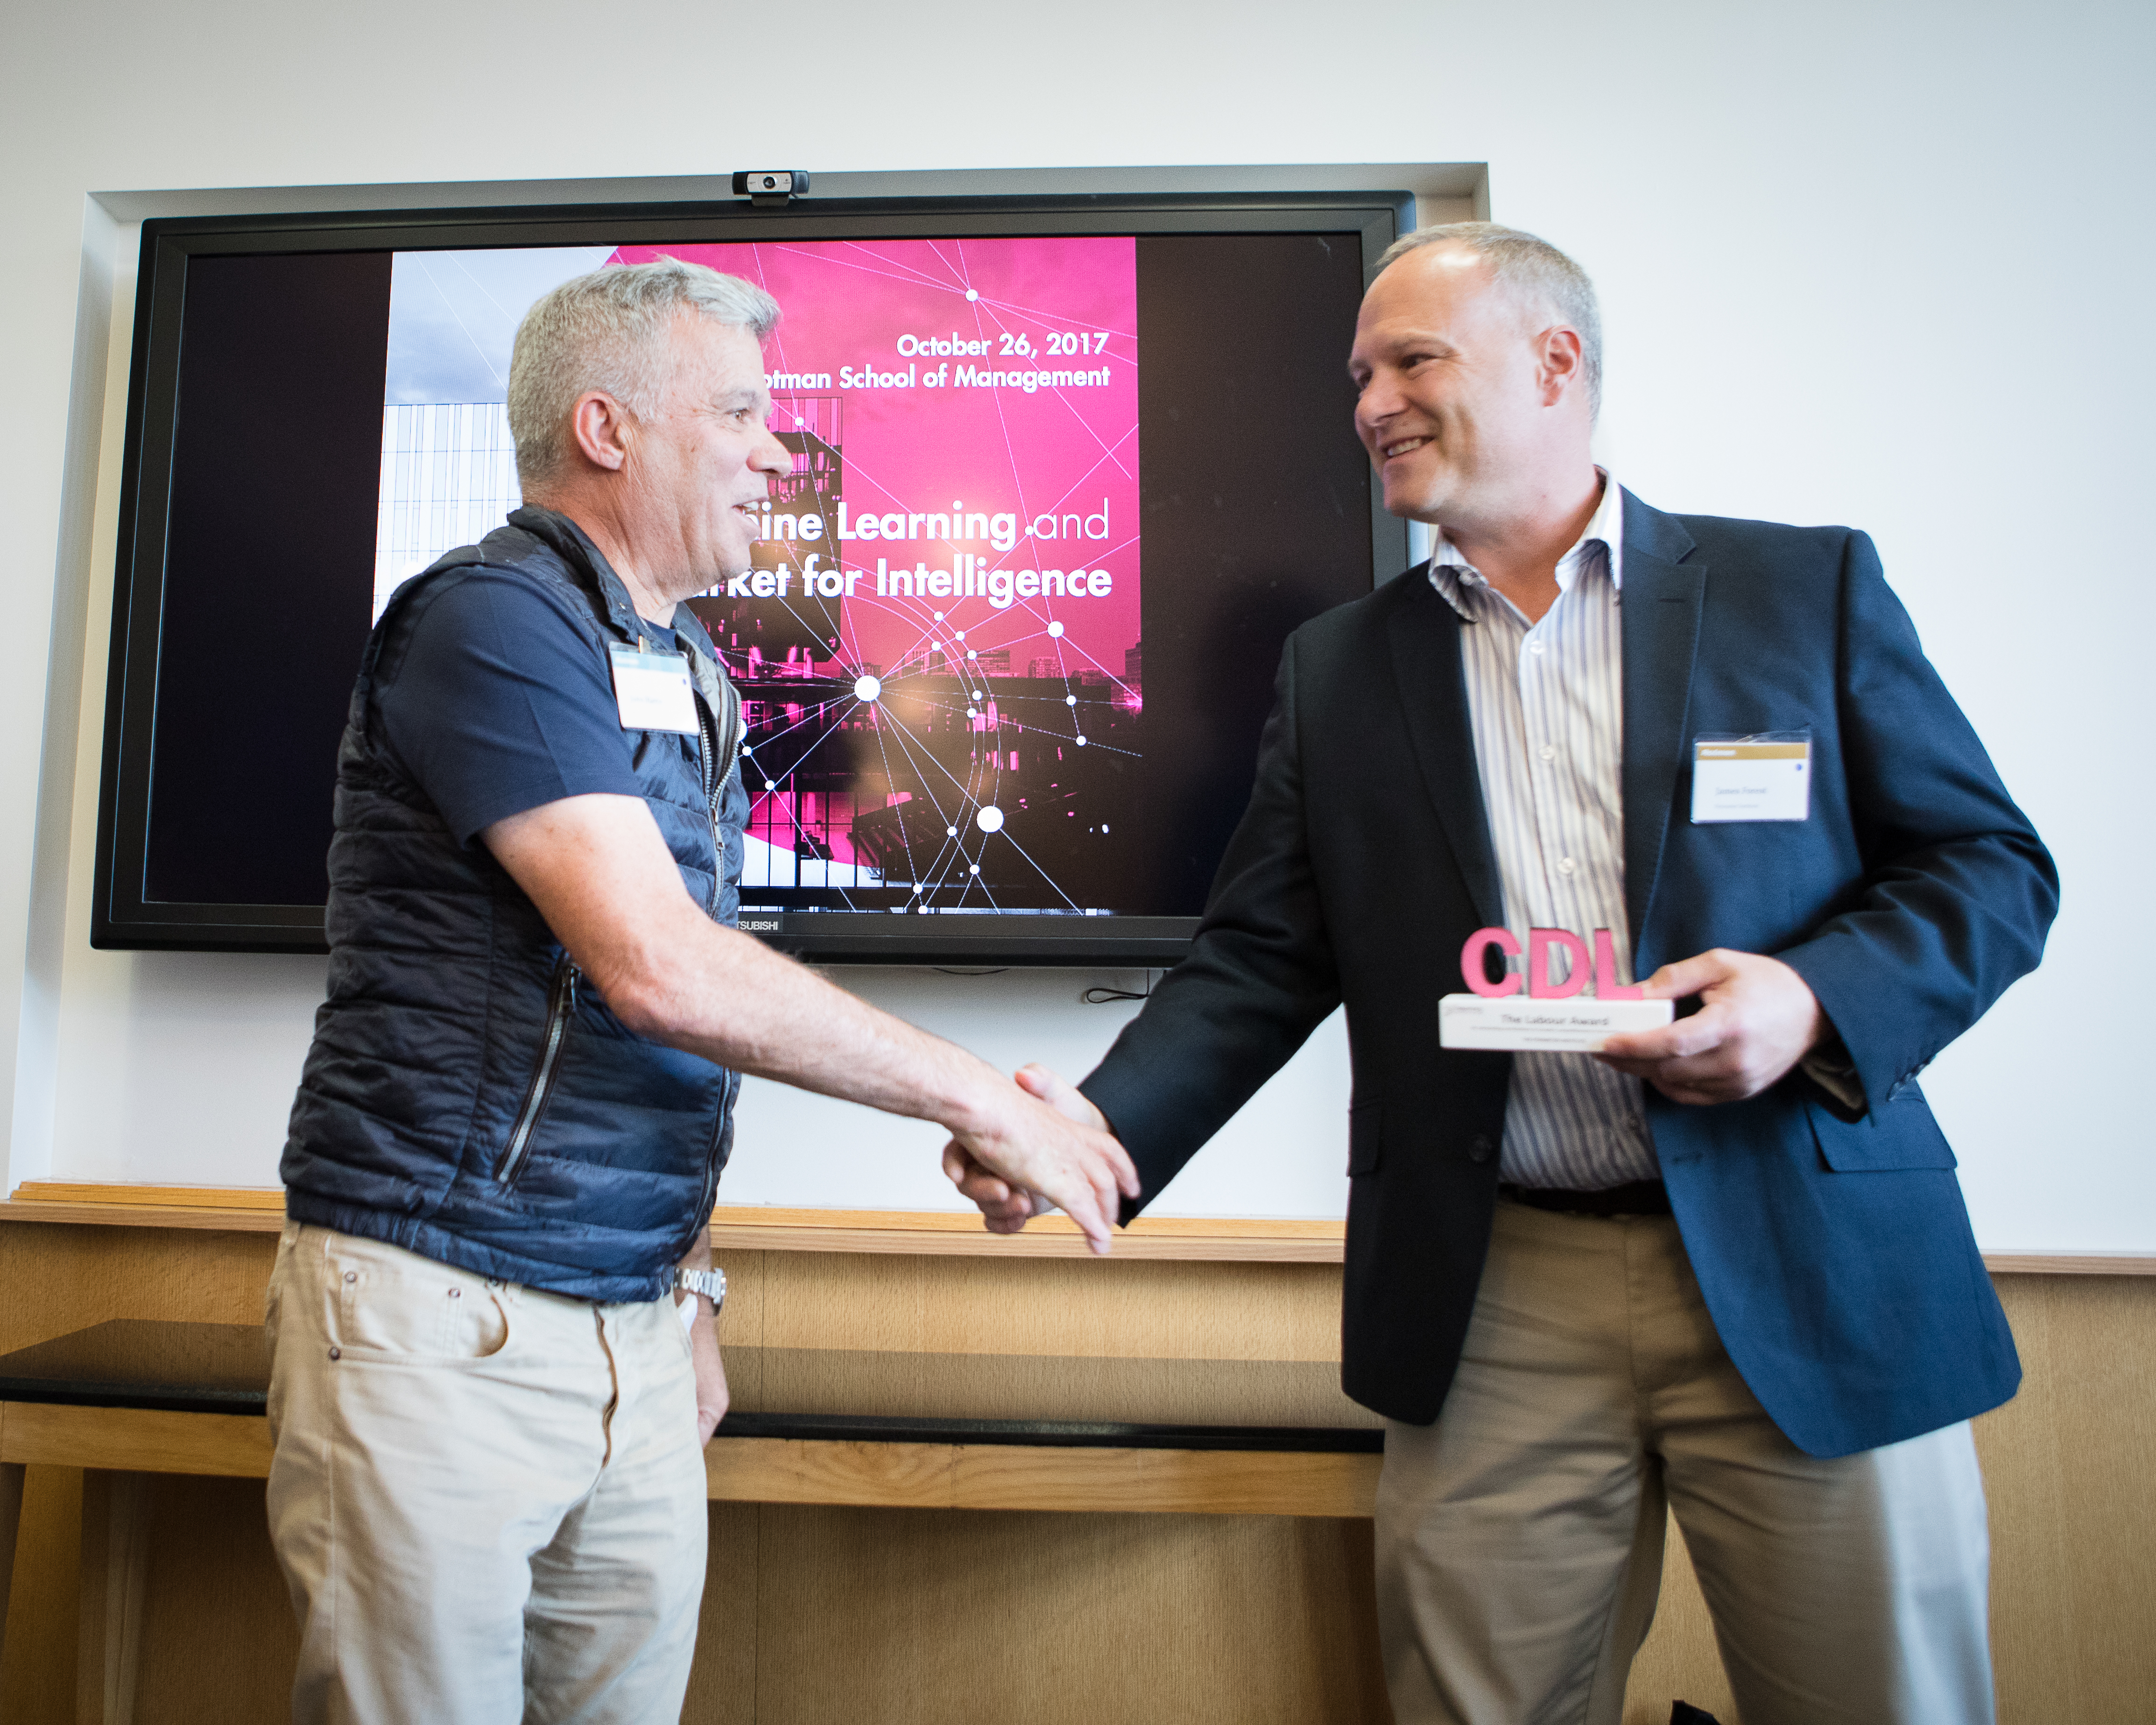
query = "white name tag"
xmin=1691 ymin=734 xmax=1811 ymax=823
xmin=608 ymin=642 xmax=699 ymax=735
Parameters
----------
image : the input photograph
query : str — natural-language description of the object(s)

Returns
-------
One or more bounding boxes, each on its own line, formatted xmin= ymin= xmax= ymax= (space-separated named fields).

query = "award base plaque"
xmin=1439 ymin=993 xmax=1674 ymax=1053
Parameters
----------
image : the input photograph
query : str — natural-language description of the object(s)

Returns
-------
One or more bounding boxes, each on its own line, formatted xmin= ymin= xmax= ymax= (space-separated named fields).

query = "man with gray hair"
xmin=267 ymin=258 xmax=1136 ymax=1724
xmin=954 ymin=223 xmax=2054 ymax=1721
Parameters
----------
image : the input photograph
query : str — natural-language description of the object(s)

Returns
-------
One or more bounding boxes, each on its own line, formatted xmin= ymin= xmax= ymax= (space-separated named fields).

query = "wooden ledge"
xmin=7 ymin=1183 xmax=2152 ymax=1273
xmin=1973 ymin=1253 xmax=2156 ymax=1276
xmin=705 ymin=1205 xmax=1344 ymax=1261
xmin=0 ymin=1401 xmax=1378 ymax=1516
xmin=705 ymin=1434 xmax=1381 ymax=1517
xmin=2 ymin=1184 xmax=1347 ymax=1263
xmin=4 ymin=1184 xmax=285 ymax=1234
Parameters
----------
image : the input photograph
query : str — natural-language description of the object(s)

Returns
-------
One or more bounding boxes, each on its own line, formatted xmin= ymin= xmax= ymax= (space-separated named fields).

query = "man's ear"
xmin=1535 ymin=326 xmax=1586 ymax=409
xmin=568 ymin=391 xmax=634 ymax=474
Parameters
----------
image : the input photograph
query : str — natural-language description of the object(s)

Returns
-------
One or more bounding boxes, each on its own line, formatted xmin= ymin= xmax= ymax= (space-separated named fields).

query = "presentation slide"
xmin=378 ymin=237 xmax=1143 ymax=918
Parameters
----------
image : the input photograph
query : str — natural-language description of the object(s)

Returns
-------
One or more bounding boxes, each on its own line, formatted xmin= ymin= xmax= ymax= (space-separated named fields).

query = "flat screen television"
xmin=92 ymin=188 xmax=1409 ymax=962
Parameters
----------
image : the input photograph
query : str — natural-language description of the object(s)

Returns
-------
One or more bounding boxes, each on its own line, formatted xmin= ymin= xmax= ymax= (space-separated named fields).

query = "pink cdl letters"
xmin=1458 ymin=926 xmax=1645 ymax=1001
xmin=1592 ymin=928 xmax=1644 ymax=1000
xmin=1528 ymin=929 xmax=1591 ymax=999
xmin=1458 ymin=927 xmax=1522 ymax=997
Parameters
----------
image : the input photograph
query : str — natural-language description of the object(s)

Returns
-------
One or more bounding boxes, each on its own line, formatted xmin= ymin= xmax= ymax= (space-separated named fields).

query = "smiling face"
xmin=617 ymin=313 xmax=793 ymax=605
xmin=1348 ymin=244 xmax=1590 ymax=539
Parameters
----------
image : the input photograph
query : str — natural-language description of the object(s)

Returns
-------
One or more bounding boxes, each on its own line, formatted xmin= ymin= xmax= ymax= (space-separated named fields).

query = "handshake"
xmin=940 ymin=1063 xmax=1134 ymax=1253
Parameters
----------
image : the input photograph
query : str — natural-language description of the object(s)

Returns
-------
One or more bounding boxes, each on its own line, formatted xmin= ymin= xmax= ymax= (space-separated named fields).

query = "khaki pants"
xmin=265 ymin=1223 xmax=707 ymax=1725
xmin=1376 ymin=1198 xmax=1994 ymax=1725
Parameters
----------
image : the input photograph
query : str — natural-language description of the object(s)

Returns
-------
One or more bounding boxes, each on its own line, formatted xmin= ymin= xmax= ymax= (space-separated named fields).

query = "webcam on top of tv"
xmin=733 ymin=171 xmax=810 ymax=207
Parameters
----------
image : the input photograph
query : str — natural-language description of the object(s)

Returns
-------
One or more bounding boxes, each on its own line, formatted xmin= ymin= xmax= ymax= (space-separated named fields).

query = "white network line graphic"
xmin=707 ymin=237 xmax=1140 ymax=915
xmin=385 ymin=236 xmax=1142 ymax=915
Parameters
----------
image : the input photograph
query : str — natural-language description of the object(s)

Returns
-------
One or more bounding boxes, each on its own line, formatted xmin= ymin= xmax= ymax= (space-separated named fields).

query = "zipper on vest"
xmin=696 ymin=1069 xmax=734 ymax=1223
xmin=694 ymin=677 xmax=744 ymax=916
xmin=689 ymin=654 xmax=745 ymax=1216
xmin=698 ymin=679 xmax=744 ymax=809
xmin=495 ymin=956 xmax=577 ymax=1185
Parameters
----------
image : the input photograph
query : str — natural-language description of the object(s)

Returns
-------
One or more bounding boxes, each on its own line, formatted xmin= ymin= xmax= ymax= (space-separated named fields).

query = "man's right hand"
xmin=943 ymin=1064 xmax=1125 ymax=1243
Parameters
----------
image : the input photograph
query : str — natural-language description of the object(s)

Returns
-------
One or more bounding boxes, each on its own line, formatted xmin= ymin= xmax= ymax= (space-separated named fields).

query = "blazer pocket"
xmin=1347 ymin=1102 xmax=1382 ymax=1176
xmin=1807 ymin=1096 xmax=1957 ymax=1172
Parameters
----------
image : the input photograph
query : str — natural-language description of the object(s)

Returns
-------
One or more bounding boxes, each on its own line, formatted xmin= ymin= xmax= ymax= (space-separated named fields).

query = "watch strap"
xmin=674 ymin=1265 xmax=727 ymax=1308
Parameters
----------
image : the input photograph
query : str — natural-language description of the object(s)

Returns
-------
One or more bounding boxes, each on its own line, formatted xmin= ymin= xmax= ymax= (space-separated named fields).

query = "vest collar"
xmin=506 ymin=505 xmax=661 ymax=643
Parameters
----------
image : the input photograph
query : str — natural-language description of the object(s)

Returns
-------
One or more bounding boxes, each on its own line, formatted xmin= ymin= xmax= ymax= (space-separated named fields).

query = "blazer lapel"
xmin=1619 ymin=491 xmax=1705 ymax=967
xmin=1385 ymin=574 xmax=1505 ymax=930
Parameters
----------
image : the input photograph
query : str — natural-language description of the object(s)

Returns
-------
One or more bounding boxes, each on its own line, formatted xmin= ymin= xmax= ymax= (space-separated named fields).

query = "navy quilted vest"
xmin=281 ymin=508 xmax=750 ymax=1301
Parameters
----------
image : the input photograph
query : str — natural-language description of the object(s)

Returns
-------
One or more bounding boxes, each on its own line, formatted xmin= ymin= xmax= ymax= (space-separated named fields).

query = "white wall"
xmin=3 ymin=0 xmax=2149 ymax=1248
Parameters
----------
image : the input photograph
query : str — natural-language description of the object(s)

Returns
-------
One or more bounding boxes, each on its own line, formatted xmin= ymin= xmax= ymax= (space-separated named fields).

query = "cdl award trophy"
xmin=1437 ymin=927 xmax=1674 ymax=1052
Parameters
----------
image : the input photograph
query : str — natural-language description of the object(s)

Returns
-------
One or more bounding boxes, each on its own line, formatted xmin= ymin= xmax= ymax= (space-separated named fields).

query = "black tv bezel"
xmin=92 ymin=188 xmax=1411 ymax=962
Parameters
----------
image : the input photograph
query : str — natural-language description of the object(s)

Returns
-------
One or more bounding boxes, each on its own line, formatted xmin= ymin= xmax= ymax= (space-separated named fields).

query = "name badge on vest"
xmin=1691 ymin=731 xmax=1811 ymax=822
xmin=607 ymin=642 xmax=699 ymax=735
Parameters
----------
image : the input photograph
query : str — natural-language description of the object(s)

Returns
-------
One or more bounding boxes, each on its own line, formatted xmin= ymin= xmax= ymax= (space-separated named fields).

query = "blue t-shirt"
xmin=375 ymin=569 xmax=681 ymax=845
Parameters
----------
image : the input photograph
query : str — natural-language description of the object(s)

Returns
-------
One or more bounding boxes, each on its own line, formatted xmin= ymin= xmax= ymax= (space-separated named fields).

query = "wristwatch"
xmin=674 ymin=1265 xmax=727 ymax=1311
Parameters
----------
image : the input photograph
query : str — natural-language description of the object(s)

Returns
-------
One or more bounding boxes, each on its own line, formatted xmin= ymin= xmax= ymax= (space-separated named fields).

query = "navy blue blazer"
xmin=1082 ymin=491 xmax=2057 ymax=1458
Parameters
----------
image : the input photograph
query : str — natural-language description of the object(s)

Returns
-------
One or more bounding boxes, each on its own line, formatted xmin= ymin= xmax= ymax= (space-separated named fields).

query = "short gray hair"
xmin=1374 ymin=222 xmax=1602 ymax=418
xmin=508 ymin=257 xmax=781 ymax=489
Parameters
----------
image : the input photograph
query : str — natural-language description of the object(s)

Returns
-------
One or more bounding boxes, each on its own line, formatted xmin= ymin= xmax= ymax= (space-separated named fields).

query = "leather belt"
xmin=1499 ymin=1179 xmax=1671 ymax=1218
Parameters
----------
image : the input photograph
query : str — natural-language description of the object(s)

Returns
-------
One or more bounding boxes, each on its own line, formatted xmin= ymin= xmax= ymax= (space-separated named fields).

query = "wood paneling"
xmin=77 ymin=1470 xmax=149 ymax=1725
xmin=2 ymin=1407 xmax=271 ymax=1480
xmin=0 ymin=1223 xmax=275 ymax=1357
xmin=709 ymin=1437 xmax=957 ymax=1512
xmin=682 ymin=1504 xmax=759 ymax=1725
xmin=950 ymin=1445 xmax=1378 ymax=1517
xmin=127 ymin=1476 xmax=299 ymax=1725
xmin=2 ymin=1188 xmax=1348 ymax=1262
xmin=2 ymin=1217 xmax=2153 ymax=1723
xmin=745 ymin=1506 xmax=1392 ymax=1725
xmin=1 ymin=1465 xmax=82 ymax=1722
xmin=1623 ymin=1519 xmax=1736 ymax=1725
xmin=0 ymin=1458 xmax=22 ymax=1647
xmin=753 ymin=1249 xmax=1346 ymax=1361
xmin=704 ymin=1437 xmax=1379 ymax=1519
xmin=3 ymin=1407 xmax=1380 ymax=1521
xmin=14 ymin=1187 xmax=2152 ymax=1274
xmin=1974 ymin=1276 xmax=2156 ymax=1717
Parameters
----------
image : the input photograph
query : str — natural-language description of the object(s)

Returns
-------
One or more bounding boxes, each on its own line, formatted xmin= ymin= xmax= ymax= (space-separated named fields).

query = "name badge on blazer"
xmin=1691 ymin=732 xmax=1811 ymax=822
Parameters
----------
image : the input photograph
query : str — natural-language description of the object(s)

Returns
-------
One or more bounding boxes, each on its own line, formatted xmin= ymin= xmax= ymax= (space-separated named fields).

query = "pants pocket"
xmin=325 ymin=1242 xmax=514 ymax=1364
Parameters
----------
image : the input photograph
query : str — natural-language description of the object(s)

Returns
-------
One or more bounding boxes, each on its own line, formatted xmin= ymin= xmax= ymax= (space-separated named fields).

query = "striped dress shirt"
xmin=1429 ymin=476 xmax=1659 ymax=1189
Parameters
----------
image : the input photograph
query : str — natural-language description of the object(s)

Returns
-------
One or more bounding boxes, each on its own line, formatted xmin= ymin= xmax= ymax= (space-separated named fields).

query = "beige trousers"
xmin=1376 ymin=1198 xmax=1994 ymax=1725
xmin=264 ymin=1223 xmax=708 ymax=1725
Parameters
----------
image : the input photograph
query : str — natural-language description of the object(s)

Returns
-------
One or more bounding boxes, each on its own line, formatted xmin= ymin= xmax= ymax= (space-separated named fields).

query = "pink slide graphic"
xmin=609 ymin=236 xmax=1144 ymax=911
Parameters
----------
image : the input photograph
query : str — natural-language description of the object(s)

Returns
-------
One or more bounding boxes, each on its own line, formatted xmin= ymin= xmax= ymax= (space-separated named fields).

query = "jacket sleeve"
xmin=1774 ymin=531 xmax=2059 ymax=1112
xmin=1079 ymin=634 xmax=1344 ymax=1220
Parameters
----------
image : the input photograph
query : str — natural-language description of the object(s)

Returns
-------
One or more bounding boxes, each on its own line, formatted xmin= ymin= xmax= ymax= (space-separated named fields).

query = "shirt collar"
xmin=1427 ymin=471 xmax=1624 ymax=620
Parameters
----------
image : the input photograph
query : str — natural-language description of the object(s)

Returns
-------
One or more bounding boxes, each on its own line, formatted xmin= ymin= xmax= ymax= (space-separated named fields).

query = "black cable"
xmin=1082 ymin=969 xmax=1156 ymax=1004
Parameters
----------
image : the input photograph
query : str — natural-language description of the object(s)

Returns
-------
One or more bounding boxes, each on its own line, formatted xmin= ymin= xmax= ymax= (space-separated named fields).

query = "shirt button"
xmin=1467 ymin=1135 xmax=1494 ymax=1164
xmin=1557 ymin=857 xmax=1576 ymax=875
xmin=1539 ymin=745 xmax=1556 ymax=762
xmin=1529 ymin=640 xmax=1546 ymax=655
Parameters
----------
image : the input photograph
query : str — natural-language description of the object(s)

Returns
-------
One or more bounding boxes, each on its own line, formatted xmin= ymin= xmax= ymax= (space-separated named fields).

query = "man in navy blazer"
xmin=949 ymin=225 xmax=2055 ymax=1724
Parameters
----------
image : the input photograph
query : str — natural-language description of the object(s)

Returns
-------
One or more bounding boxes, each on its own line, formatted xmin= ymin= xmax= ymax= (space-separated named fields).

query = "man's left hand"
xmin=1595 ymin=948 xmax=1824 ymax=1105
xmin=685 ymin=1299 xmax=728 ymax=1444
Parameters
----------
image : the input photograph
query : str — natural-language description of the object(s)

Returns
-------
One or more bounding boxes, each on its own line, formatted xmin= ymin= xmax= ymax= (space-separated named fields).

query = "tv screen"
xmin=94 ymin=191 xmax=1408 ymax=961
